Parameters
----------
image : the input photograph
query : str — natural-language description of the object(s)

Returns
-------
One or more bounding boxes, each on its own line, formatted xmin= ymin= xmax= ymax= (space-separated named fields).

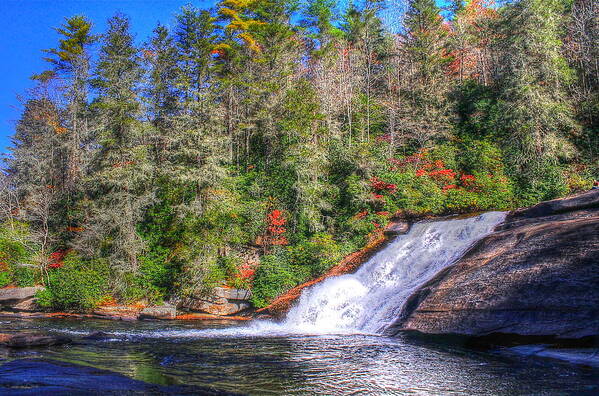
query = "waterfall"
xmin=280 ymin=212 xmax=506 ymax=334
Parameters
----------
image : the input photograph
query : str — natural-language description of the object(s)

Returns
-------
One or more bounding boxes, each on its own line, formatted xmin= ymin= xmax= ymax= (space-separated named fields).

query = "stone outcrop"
xmin=0 ymin=333 xmax=71 ymax=348
xmin=0 ymin=286 xmax=44 ymax=312
xmin=180 ymin=287 xmax=252 ymax=316
xmin=139 ymin=305 xmax=177 ymax=320
xmin=384 ymin=221 xmax=410 ymax=236
xmin=387 ymin=190 xmax=599 ymax=340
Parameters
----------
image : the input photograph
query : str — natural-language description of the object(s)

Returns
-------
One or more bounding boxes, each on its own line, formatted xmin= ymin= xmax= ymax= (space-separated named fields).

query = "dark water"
xmin=1 ymin=318 xmax=598 ymax=395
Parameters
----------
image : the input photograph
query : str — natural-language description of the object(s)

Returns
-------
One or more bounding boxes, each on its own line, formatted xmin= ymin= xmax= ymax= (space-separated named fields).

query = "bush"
xmin=0 ymin=271 xmax=10 ymax=288
xmin=251 ymin=233 xmax=344 ymax=308
xmin=39 ymin=252 xmax=109 ymax=311
xmin=287 ymin=233 xmax=343 ymax=279
xmin=13 ymin=265 xmax=36 ymax=287
xmin=250 ymin=254 xmax=297 ymax=308
xmin=0 ymin=221 xmax=38 ymax=287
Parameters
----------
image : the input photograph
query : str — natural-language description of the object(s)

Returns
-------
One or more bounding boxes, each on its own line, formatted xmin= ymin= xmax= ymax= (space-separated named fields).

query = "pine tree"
xmin=38 ymin=16 xmax=96 ymax=195
xmin=399 ymin=0 xmax=453 ymax=148
xmin=496 ymin=0 xmax=579 ymax=202
xmin=170 ymin=6 xmax=228 ymax=214
xmin=80 ymin=14 xmax=154 ymax=281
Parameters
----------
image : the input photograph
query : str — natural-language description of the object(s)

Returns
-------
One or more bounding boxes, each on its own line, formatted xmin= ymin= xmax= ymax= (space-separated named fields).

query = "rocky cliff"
xmin=386 ymin=190 xmax=599 ymax=340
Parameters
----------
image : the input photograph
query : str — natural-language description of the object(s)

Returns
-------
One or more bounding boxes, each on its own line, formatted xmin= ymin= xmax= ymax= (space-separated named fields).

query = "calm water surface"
xmin=1 ymin=318 xmax=598 ymax=395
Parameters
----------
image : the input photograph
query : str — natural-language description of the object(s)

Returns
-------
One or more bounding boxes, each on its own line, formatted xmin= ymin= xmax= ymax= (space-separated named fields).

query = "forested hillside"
xmin=0 ymin=0 xmax=596 ymax=310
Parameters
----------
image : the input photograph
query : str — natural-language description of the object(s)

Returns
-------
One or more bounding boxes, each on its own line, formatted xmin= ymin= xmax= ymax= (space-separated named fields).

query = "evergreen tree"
xmin=399 ymin=0 xmax=453 ymax=148
xmin=496 ymin=0 xmax=579 ymax=202
xmin=38 ymin=16 xmax=96 ymax=195
xmin=80 ymin=14 xmax=154 ymax=282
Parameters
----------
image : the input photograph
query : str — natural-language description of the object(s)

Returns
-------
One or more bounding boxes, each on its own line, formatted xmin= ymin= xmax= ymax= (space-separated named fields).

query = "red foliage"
xmin=376 ymin=211 xmax=390 ymax=217
xmin=112 ymin=161 xmax=135 ymax=168
xmin=48 ymin=250 xmax=70 ymax=269
xmin=376 ymin=134 xmax=392 ymax=143
xmin=428 ymin=169 xmax=457 ymax=180
xmin=355 ymin=210 xmax=369 ymax=219
xmin=370 ymin=177 xmax=397 ymax=194
xmin=442 ymin=184 xmax=458 ymax=192
xmin=263 ymin=209 xmax=288 ymax=250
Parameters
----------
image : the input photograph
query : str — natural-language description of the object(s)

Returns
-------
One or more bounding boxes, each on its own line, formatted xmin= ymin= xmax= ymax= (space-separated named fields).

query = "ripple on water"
xmin=3 ymin=318 xmax=598 ymax=395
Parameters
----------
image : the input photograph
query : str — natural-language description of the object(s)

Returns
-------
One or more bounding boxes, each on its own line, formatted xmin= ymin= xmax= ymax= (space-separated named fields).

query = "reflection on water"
xmin=1 ymin=318 xmax=598 ymax=395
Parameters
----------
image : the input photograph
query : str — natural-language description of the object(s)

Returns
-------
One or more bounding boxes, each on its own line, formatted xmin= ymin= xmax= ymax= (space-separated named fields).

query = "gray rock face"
xmin=180 ymin=287 xmax=252 ymax=316
xmin=139 ymin=305 xmax=177 ymax=320
xmin=0 ymin=286 xmax=44 ymax=312
xmin=387 ymin=190 xmax=599 ymax=339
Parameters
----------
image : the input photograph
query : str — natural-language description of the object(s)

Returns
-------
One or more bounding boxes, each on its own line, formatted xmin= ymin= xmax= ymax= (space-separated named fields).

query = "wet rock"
xmin=384 ymin=221 xmax=410 ymax=236
xmin=139 ymin=305 xmax=177 ymax=320
xmin=0 ymin=333 xmax=71 ymax=348
xmin=83 ymin=331 xmax=111 ymax=340
xmin=388 ymin=190 xmax=599 ymax=340
xmin=0 ymin=287 xmax=44 ymax=312
xmin=0 ymin=359 xmax=238 ymax=395
xmin=180 ymin=287 xmax=252 ymax=316
xmin=92 ymin=305 xmax=140 ymax=320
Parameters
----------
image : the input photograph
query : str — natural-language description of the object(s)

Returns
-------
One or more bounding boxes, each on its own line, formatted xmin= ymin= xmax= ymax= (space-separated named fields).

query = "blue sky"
xmin=0 ymin=0 xmax=449 ymax=158
xmin=0 ymin=0 xmax=218 ymax=158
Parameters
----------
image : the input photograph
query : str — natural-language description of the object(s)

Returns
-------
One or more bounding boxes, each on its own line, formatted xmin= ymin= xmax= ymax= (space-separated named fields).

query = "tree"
xmin=38 ymin=16 xmax=96 ymax=195
xmin=80 ymin=14 xmax=154 ymax=283
xmin=7 ymin=97 xmax=64 ymax=272
xmin=565 ymin=0 xmax=598 ymax=162
xmin=395 ymin=0 xmax=453 ymax=149
xmin=495 ymin=0 xmax=579 ymax=202
xmin=341 ymin=1 xmax=389 ymax=143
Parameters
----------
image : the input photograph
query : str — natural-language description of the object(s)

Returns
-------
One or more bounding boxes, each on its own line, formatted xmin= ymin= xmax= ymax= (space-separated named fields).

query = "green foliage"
xmin=251 ymin=233 xmax=342 ymax=307
xmin=39 ymin=252 xmax=109 ymax=311
xmin=0 ymin=221 xmax=38 ymax=287
xmin=0 ymin=272 xmax=11 ymax=288
xmin=250 ymin=253 xmax=297 ymax=308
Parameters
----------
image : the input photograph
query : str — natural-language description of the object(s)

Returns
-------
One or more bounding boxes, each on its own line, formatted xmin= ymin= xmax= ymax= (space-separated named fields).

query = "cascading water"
xmin=57 ymin=212 xmax=506 ymax=340
xmin=280 ymin=211 xmax=506 ymax=335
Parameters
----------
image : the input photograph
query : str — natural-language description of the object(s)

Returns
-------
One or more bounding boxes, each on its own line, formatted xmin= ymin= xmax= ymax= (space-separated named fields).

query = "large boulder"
xmin=139 ymin=305 xmax=177 ymax=320
xmin=0 ymin=286 xmax=44 ymax=312
xmin=387 ymin=190 xmax=599 ymax=340
xmin=180 ymin=287 xmax=252 ymax=316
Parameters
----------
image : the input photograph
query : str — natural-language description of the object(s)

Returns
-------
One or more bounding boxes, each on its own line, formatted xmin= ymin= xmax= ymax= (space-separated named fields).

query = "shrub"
xmin=13 ymin=265 xmax=36 ymax=287
xmin=250 ymin=254 xmax=296 ymax=308
xmin=0 ymin=271 xmax=10 ymax=288
xmin=287 ymin=233 xmax=343 ymax=279
xmin=39 ymin=252 xmax=109 ymax=311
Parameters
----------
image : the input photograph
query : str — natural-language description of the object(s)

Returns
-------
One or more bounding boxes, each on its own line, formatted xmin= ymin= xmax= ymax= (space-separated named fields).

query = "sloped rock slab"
xmin=0 ymin=359 xmax=239 ymax=395
xmin=388 ymin=195 xmax=599 ymax=340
